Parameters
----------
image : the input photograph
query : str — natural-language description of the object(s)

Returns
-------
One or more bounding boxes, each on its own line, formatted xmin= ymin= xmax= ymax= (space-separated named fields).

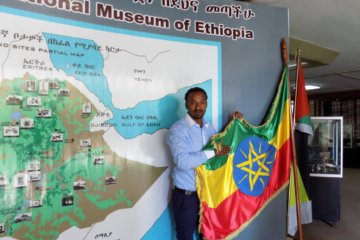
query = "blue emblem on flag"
xmin=233 ymin=136 xmax=276 ymax=196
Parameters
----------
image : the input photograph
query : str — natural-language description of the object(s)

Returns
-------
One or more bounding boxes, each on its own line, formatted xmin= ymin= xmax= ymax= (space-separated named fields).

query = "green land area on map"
xmin=0 ymin=74 xmax=165 ymax=239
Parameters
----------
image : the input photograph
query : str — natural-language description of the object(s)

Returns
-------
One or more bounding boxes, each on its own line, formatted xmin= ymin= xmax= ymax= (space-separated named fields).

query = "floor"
xmin=301 ymin=168 xmax=360 ymax=240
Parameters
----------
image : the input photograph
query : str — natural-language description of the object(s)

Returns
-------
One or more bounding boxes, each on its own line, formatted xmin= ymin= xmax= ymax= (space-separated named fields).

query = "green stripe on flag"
xmin=203 ymin=68 xmax=290 ymax=171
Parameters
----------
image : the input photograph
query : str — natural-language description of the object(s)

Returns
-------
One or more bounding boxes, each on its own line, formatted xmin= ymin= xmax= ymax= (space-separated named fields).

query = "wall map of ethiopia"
xmin=0 ymin=7 xmax=219 ymax=240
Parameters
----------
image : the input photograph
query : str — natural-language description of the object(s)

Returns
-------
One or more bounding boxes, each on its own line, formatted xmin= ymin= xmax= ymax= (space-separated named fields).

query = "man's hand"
xmin=232 ymin=111 xmax=243 ymax=119
xmin=215 ymin=145 xmax=231 ymax=156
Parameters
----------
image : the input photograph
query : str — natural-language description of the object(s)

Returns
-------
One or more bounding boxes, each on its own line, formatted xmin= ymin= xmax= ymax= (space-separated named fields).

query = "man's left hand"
xmin=232 ymin=111 xmax=243 ymax=119
xmin=215 ymin=145 xmax=231 ymax=156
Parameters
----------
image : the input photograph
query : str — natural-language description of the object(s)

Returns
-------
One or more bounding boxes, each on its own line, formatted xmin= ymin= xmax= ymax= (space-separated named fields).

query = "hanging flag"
xmin=288 ymin=52 xmax=314 ymax=236
xmin=196 ymin=67 xmax=292 ymax=239
xmin=287 ymin=166 xmax=312 ymax=236
xmin=294 ymin=61 xmax=313 ymax=135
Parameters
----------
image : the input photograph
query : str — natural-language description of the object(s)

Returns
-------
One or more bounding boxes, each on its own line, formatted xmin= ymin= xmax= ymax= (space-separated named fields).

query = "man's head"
xmin=185 ymin=87 xmax=208 ymax=124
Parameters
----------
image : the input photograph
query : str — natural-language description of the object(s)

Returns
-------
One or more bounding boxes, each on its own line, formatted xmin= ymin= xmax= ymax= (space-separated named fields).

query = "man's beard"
xmin=192 ymin=110 xmax=204 ymax=119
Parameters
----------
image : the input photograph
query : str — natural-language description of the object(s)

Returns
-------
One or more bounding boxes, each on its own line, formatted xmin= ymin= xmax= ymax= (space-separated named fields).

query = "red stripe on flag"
xmin=200 ymin=138 xmax=292 ymax=239
xmin=295 ymin=64 xmax=311 ymax=120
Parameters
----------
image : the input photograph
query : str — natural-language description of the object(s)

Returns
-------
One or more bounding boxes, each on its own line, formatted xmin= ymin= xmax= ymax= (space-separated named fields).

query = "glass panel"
xmin=343 ymin=124 xmax=353 ymax=148
xmin=341 ymin=99 xmax=354 ymax=124
xmin=309 ymin=117 xmax=343 ymax=178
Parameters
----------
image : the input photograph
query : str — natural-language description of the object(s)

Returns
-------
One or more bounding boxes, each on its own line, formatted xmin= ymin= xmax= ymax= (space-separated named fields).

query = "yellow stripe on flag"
xmin=269 ymin=99 xmax=291 ymax=149
xmin=197 ymin=155 xmax=238 ymax=208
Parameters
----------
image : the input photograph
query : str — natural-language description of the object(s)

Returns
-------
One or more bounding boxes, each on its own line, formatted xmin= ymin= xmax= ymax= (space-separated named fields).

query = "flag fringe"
xmin=209 ymin=68 xmax=289 ymax=151
xmin=197 ymin=179 xmax=290 ymax=239
xmin=196 ymin=171 xmax=204 ymax=233
xmin=225 ymin=182 xmax=289 ymax=240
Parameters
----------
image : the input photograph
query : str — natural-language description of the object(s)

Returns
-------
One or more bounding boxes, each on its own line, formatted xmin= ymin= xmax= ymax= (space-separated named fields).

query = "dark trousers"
xmin=172 ymin=188 xmax=200 ymax=240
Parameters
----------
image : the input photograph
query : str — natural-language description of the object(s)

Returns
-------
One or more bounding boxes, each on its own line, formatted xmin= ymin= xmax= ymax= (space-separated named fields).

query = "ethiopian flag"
xmin=196 ymin=67 xmax=292 ymax=239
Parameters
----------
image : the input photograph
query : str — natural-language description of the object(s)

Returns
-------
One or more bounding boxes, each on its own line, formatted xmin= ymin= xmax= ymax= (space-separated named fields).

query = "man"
xmin=167 ymin=87 xmax=241 ymax=240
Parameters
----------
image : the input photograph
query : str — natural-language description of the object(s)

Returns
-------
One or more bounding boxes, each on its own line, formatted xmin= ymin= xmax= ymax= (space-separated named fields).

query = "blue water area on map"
xmin=142 ymin=204 xmax=200 ymax=240
xmin=43 ymin=33 xmax=114 ymax=109
xmin=11 ymin=111 xmax=22 ymax=121
xmin=106 ymin=80 xmax=212 ymax=138
xmin=43 ymin=33 xmax=213 ymax=139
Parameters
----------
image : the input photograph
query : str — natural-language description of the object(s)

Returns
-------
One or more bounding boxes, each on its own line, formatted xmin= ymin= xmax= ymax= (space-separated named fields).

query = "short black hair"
xmin=184 ymin=87 xmax=208 ymax=102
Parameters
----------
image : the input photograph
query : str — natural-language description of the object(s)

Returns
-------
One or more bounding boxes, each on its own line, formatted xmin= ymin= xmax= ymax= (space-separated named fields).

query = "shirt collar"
xmin=185 ymin=113 xmax=210 ymax=128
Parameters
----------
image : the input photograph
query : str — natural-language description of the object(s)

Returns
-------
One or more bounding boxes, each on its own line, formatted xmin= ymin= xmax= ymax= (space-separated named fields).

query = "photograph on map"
xmin=30 ymin=199 xmax=43 ymax=208
xmin=73 ymin=179 xmax=86 ymax=190
xmin=62 ymin=195 xmax=74 ymax=206
xmin=14 ymin=213 xmax=32 ymax=223
xmin=51 ymin=132 xmax=63 ymax=142
xmin=25 ymin=80 xmax=36 ymax=92
xmin=28 ymin=171 xmax=41 ymax=182
xmin=105 ymin=176 xmax=116 ymax=185
xmin=28 ymin=160 xmax=41 ymax=171
xmin=37 ymin=108 xmax=52 ymax=118
xmin=3 ymin=126 xmax=20 ymax=137
xmin=26 ymin=96 xmax=42 ymax=106
xmin=6 ymin=95 xmax=22 ymax=105
xmin=80 ymin=138 xmax=91 ymax=147
xmin=20 ymin=118 xmax=34 ymax=129
xmin=93 ymin=156 xmax=105 ymax=165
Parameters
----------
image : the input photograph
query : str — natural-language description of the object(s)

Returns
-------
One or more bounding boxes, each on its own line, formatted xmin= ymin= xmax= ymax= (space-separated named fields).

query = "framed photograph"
xmin=28 ymin=160 xmax=41 ymax=171
xmin=80 ymin=138 xmax=91 ymax=147
xmin=58 ymin=88 xmax=70 ymax=97
xmin=93 ymin=156 xmax=105 ymax=165
xmin=25 ymin=80 xmax=36 ymax=92
xmin=6 ymin=95 xmax=22 ymax=105
xmin=51 ymin=132 xmax=63 ymax=142
xmin=309 ymin=117 xmax=343 ymax=178
xmin=73 ymin=179 xmax=86 ymax=190
xmin=14 ymin=213 xmax=32 ymax=223
xmin=0 ymin=175 xmax=8 ymax=186
xmin=28 ymin=171 xmax=41 ymax=182
xmin=37 ymin=108 xmax=52 ymax=118
xmin=20 ymin=118 xmax=34 ymax=129
xmin=30 ymin=199 xmax=43 ymax=208
xmin=62 ymin=195 xmax=74 ymax=206
xmin=26 ymin=96 xmax=42 ymax=106
xmin=14 ymin=173 xmax=28 ymax=188
xmin=39 ymin=79 xmax=49 ymax=95
xmin=49 ymin=81 xmax=59 ymax=89
xmin=82 ymin=102 xmax=92 ymax=114
xmin=105 ymin=176 xmax=116 ymax=185
xmin=3 ymin=126 xmax=20 ymax=137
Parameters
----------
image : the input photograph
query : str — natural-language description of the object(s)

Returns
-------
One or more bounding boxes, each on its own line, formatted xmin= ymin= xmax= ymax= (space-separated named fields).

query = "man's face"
xmin=186 ymin=91 xmax=207 ymax=123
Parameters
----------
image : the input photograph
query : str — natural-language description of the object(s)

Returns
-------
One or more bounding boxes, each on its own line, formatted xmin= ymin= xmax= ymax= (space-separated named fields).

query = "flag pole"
xmin=293 ymin=49 xmax=301 ymax=125
xmin=281 ymin=39 xmax=304 ymax=240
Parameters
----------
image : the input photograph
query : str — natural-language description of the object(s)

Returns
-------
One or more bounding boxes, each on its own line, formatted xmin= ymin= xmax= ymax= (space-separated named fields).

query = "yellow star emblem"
xmin=236 ymin=140 xmax=273 ymax=191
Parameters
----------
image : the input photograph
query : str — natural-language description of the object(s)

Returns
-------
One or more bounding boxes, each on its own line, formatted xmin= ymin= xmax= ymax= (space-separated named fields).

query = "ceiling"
xmin=249 ymin=0 xmax=360 ymax=96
